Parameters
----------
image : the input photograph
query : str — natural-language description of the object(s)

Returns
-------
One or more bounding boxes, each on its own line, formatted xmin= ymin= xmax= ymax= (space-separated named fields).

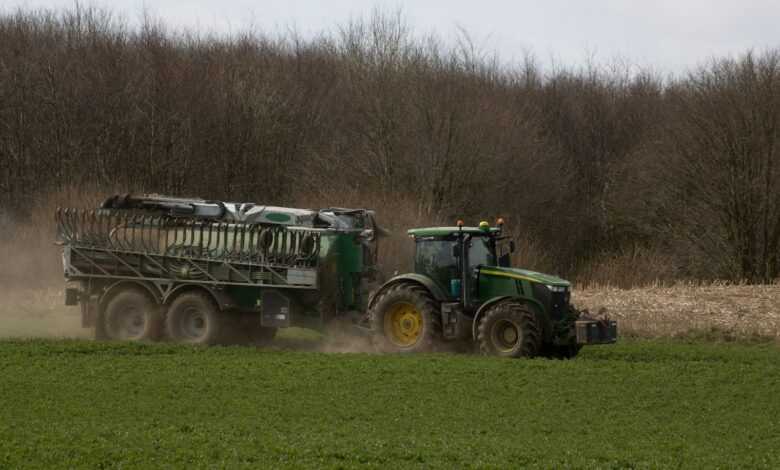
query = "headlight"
xmin=546 ymin=284 xmax=569 ymax=293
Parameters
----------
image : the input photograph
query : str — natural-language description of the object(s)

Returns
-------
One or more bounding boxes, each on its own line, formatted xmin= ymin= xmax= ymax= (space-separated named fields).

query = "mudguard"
xmin=367 ymin=273 xmax=449 ymax=311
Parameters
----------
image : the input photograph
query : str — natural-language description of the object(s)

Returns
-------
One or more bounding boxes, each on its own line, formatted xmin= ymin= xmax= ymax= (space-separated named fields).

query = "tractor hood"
xmin=479 ymin=266 xmax=571 ymax=287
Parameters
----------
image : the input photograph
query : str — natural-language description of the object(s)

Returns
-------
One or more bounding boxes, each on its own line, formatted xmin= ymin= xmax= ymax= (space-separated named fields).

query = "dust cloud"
xmin=0 ymin=286 xmax=88 ymax=339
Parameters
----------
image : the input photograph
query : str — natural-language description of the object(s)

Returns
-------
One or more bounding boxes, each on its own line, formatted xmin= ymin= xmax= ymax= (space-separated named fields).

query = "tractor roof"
xmin=407 ymin=226 xmax=501 ymax=237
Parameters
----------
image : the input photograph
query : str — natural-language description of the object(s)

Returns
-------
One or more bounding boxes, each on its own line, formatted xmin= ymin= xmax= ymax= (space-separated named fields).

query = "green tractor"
xmin=368 ymin=220 xmax=617 ymax=358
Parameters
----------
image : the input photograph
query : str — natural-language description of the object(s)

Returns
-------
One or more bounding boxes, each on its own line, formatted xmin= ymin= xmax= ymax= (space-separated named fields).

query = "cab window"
xmin=468 ymin=236 xmax=496 ymax=268
xmin=414 ymin=238 xmax=459 ymax=292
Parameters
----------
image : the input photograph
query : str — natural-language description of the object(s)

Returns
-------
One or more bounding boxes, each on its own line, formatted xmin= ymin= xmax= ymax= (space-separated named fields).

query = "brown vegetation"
xmin=0 ymin=7 xmax=779 ymax=286
xmin=575 ymin=282 xmax=780 ymax=340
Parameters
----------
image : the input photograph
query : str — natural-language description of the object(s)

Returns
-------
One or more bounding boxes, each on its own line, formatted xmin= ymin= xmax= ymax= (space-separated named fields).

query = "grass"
xmin=0 ymin=339 xmax=778 ymax=468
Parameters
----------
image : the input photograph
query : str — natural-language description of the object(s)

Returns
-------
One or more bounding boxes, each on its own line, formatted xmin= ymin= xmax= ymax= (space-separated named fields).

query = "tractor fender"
xmin=162 ymin=284 xmax=236 ymax=311
xmin=471 ymin=296 xmax=548 ymax=340
xmin=367 ymin=273 xmax=449 ymax=311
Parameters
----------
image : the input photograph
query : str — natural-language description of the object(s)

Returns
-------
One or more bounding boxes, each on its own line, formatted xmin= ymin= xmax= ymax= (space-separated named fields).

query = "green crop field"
xmin=1 ymin=338 xmax=778 ymax=469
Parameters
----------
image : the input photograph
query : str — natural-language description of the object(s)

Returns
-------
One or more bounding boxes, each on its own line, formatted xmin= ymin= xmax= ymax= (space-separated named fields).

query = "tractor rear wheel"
xmin=478 ymin=301 xmax=541 ymax=358
xmin=370 ymin=283 xmax=440 ymax=353
xmin=103 ymin=288 xmax=163 ymax=341
xmin=166 ymin=292 xmax=224 ymax=345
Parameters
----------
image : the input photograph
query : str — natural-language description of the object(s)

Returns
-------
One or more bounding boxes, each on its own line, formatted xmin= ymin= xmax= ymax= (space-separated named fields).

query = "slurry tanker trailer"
xmin=58 ymin=194 xmax=615 ymax=357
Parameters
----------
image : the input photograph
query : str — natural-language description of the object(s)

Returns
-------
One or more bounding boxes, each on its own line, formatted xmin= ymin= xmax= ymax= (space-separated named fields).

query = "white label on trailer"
xmin=286 ymin=269 xmax=317 ymax=286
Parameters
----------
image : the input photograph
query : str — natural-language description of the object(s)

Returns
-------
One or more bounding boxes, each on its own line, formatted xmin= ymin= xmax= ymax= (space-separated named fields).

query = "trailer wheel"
xmin=478 ymin=300 xmax=541 ymax=358
xmin=103 ymin=288 xmax=163 ymax=341
xmin=166 ymin=292 xmax=223 ymax=345
xmin=370 ymin=283 xmax=440 ymax=353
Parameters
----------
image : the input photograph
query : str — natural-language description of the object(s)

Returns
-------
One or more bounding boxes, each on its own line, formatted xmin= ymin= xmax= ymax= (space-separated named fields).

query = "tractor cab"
xmin=408 ymin=221 xmax=514 ymax=309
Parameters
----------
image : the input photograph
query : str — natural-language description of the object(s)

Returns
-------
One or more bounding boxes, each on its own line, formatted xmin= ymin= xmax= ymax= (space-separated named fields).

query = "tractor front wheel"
xmin=478 ymin=301 xmax=541 ymax=358
xmin=370 ymin=283 xmax=440 ymax=353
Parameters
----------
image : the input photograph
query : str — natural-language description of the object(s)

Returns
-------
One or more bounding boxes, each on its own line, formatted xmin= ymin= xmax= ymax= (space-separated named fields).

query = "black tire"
xmin=103 ymin=288 xmax=163 ymax=341
xmin=542 ymin=343 xmax=582 ymax=360
xmin=369 ymin=283 xmax=440 ymax=353
xmin=166 ymin=291 xmax=224 ymax=345
xmin=477 ymin=300 xmax=541 ymax=358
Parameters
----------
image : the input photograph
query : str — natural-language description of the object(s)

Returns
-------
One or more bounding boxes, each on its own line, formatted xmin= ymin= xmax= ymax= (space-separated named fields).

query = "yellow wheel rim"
xmin=384 ymin=302 xmax=423 ymax=347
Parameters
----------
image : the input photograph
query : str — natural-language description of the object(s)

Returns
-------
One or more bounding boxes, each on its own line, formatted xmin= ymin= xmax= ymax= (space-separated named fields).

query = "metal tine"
xmin=91 ymin=211 xmax=101 ymax=246
xmin=138 ymin=215 xmax=148 ymax=252
xmin=311 ymin=233 xmax=321 ymax=264
xmin=142 ymin=215 xmax=153 ymax=253
xmin=85 ymin=211 xmax=95 ymax=246
xmin=55 ymin=208 xmax=68 ymax=242
xmin=143 ymin=216 xmax=152 ymax=254
xmin=127 ymin=213 xmax=137 ymax=251
xmin=79 ymin=210 xmax=86 ymax=244
xmin=233 ymin=223 xmax=241 ymax=260
xmin=184 ymin=219 xmax=193 ymax=255
xmin=278 ymin=226 xmax=286 ymax=264
xmin=78 ymin=210 xmax=86 ymax=245
xmin=82 ymin=210 xmax=91 ymax=245
xmin=290 ymin=231 xmax=298 ymax=265
xmin=284 ymin=229 xmax=293 ymax=265
xmin=133 ymin=214 xmax=141 ymax=251
xmin=67 ymin=209 xmax=78 ymax=243
xmin=248 ymin=225 xmax=259 ymax=263
xmin=229 ymin=222 xmax=237 ymax=259
xmin=59 ymin=208 xmax=71 ymax=243
xmin=236 ymin=223 xmax=244 ymax=260
xmin=271 ymin=226 xmax=279 ymax=264
xmin=68 ymin=209 xmax=77 ymax=244
xmin=87 ymin=210 xmax=96 ymax=246
xmin=109 ymin=211 xmax=121 ymax=251
xmin=197 ymin=220 xmax=204 ymax=257
xmin=153 ymin=216 xmax=163 ymax=255
xmin=161 ymin=216 xmax=168 ymax=255
xmin=72 ymin=210 xmax=81 ymax=244
xmin=183 ymin=219 xmax=191 ymax=255
xmin=239 ymin=223 xmax=247 ymax=261
xmin=96 ymin=211 xmax=106 ymax=247
xmin=68 ymin=209 xmax=79 ymax=244
xmin=205 ymin=220 xmax=213 ymax=259
xmin=233 ymin=224 xmax=246 ymax=260
xmin=226 ymin=222 xmax=234 ymax=259
xmin=104 ymin=211 xmax=114 ymax=250
xmin=192 ymin=219 xmax=198 ymax=256
xmin=192 ymin=220 xmax=198 ymax=256
xmin=216 ymin=222 xmax=223 ymax=259
xmin=119 ymin=212 xmax=130 ymax=251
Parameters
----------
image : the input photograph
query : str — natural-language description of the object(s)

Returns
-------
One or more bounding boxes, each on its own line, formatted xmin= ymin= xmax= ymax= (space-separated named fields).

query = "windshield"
xmin=468 ymin=236 xmax=496 ymax=267
xmin=415 ymin=238 xmax=459 ymax=292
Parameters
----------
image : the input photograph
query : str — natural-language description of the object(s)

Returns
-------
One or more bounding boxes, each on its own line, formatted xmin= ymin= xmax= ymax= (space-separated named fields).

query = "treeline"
xmin=1 ymin=7 xmax=779 ymax=284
